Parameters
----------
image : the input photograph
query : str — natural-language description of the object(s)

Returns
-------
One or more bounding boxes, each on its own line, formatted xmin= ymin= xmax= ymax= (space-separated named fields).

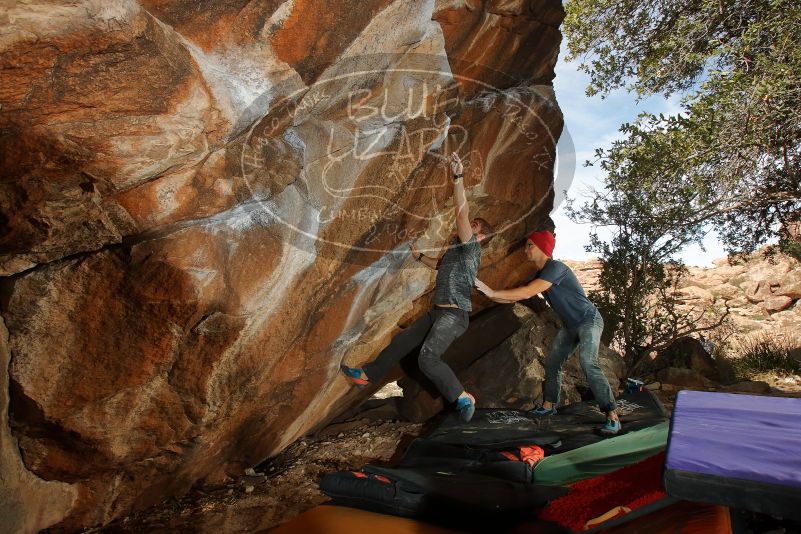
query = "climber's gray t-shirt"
xmin=433 ymin=235 xmax=481 ymax=312
xmin=537 ymin=259 xmax=597 ymax=328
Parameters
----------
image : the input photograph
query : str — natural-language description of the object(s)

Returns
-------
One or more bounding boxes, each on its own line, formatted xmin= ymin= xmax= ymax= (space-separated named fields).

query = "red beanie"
xmin=528 ymin=230 xmax=555 ymax=257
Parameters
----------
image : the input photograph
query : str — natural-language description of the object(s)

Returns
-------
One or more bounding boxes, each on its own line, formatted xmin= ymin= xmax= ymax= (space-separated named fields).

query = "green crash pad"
xmin=532 ymin=422 xmax=669 ymax=486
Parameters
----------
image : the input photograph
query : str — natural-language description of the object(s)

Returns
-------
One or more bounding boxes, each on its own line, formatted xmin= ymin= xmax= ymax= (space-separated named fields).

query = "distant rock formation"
xmin=564 ymin=248 xmax=801 ymax=349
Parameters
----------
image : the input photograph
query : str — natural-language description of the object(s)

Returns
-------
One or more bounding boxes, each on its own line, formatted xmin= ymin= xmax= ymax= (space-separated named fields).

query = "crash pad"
xmin=426 ymin=390 xmax=668 ymax=451
xmin=269 ymin=505 xmax=460 ymax=534
xmin=532 ymin=422 xmax=669 ymax=486
xmin=665 ymin=390 xmax=801 ymax=520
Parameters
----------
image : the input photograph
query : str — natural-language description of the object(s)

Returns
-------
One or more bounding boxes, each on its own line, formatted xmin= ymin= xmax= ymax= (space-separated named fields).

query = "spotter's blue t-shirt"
xmin=537 ymin=259 xmax=597 ymax=328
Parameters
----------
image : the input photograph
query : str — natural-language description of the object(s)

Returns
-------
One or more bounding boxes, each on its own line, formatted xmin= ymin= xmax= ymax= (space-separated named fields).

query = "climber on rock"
xmin=474 ymin=230 xmax=621 ymax=435
xmin=341 ymin=152 xmax=492 ymax=423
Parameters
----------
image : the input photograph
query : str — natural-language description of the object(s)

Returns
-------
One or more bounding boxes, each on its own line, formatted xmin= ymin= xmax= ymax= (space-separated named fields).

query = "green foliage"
xmin=564 ymin=0 xmax=801 ymax=256
xmin=564 ymin=0 xmax=800 ymax=367
xmin=730 ymin=334 xmax=801 ymax=378
xmin=779 ymin=238 xmax=801 ymax=262
xmin=567 ymin=121 xmax=730 ymax=368
xmin=570 ymin=174 xmax=728 ymax=368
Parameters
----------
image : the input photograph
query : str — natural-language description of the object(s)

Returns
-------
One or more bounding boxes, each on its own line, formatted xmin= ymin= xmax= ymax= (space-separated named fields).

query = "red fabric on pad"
xmin=539 ymin=452 xmax=667 ymax=531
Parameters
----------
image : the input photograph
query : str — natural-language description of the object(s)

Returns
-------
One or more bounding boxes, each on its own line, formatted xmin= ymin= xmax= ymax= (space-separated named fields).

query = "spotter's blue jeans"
xmin=543 ymin=309 xmax=617 ymax=413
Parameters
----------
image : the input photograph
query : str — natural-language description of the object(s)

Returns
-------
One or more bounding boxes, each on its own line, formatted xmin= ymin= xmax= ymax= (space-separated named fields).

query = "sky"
xmin=549 ymin=42 xmax=728 ymax=267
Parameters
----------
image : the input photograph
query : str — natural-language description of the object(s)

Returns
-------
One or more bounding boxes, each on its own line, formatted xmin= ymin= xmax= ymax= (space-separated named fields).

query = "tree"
xmin=563 ymin=0 xmax=799 ymax=368
xmin=564 ymin=0 xmax=801 ymax=256
xmin=566 ymin=120 xmax=730 ymax=369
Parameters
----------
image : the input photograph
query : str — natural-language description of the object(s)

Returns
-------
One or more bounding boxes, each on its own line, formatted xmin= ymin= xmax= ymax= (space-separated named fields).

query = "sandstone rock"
xmin=0 ymin=0 xmax=566 ymax=529
xmin=715 ymin=267 xmax=748 ymax=283
xmin=650 ymin=337 xmax=719 ymax=382
xmin=705 ymin=260 xmax=747 ymax=283
xmin=561 ymin=259 xmax=601 ymax=293
xmin=677 ymin=286 xmax=714 ymax=304
xmin=712 ymin=283 xmax=741 ymax=300
xmin=434 ymin=0 xmax=564 ymax=98
xmin=657 ymin=367 xmax=709 ymax=388
xmin=729 ymin=315 xmax=768 ymax=334
xmin=726 ymin=296 xmax=750 ymax=308
xmin=745 ymin=254 xmax=793 ymax=284
xmin=762 ymin=295 xmax=793 ymax=313
xmin=743 ymin=280 xmax=774 ymax=303
xmin=777 ymin=270 xmax=801 ymax=299
xmin=557 ymin=250 xmax=796 ymax=378
xmin=677 ymin=270 xmax=700 ymax=289
xmin=770 ymin=309 xmax=801 ymax=330
xmin=0 ymin=317 xmax=77 ymax=534
xmin=690 ymin=274 xmax=726 ymax=289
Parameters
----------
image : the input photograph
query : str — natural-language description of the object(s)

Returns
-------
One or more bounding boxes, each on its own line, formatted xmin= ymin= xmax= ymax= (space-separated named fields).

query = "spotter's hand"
xmin=475 ymin=279 xmax=494 ymax=298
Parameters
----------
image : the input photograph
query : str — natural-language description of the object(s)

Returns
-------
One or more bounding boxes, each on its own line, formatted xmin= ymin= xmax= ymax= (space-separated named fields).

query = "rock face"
xmin=0 ymin=0 xmax=565 ymax=530
xmin=0 ymin=317 xmax=77 ymax=534
xmin=649 ymin=337 xmax=719 ymax=382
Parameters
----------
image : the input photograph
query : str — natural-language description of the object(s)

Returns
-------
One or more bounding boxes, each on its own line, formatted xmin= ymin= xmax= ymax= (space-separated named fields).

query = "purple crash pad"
xmin=666 ymin=390 xmax=801 ymax=488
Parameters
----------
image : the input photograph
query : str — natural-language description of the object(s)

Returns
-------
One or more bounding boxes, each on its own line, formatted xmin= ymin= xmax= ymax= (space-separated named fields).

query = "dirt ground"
xmin=93 ymin=417 xmax=422 ymax=534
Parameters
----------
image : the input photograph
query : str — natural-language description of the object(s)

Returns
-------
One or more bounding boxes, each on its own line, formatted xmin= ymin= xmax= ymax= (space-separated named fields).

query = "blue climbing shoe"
xmin=598 ymin=418 xmax=621 ymax=435
xmin=530 ymin=404 xmax=557 ymax=416
xmin=456 ymin=393 xmax=476 ymax=423
xmin=340 ymin=364 xmax=369 ymax=389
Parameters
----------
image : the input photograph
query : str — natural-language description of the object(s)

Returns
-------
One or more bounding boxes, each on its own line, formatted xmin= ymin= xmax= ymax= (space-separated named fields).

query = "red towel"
xmin=539 ymin=452 xmax=667 ymax=531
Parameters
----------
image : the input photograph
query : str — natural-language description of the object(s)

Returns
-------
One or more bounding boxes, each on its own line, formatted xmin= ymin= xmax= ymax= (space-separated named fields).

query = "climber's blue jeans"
xmin=362 ymin=306 xmax=468 ymax=402
xmin=542 ymin=309 xmax=617 ymax=413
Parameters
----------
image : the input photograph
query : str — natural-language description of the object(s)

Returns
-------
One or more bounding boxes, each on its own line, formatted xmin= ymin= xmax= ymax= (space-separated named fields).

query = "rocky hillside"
xmin=0 ymin=1 xmax=565 ymax=531
xmin=565 ymin=248 xmax=801 ymax=349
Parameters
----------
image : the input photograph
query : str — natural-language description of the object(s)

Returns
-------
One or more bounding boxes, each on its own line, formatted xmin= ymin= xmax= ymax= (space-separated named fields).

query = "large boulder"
xmin=648 ymin=337 xmax=720 ymax=382
xmin=677 ymin=285 xmax=715 ymax=304
xmin=777 ymin=270 xmax=801 ymax=299
xmin=712 ymin=283 xmax=741 ymax=300
xmin=763 ymin=295 xmax=794 ymax=313
xmin=742 ymin=280 xmax=774 ymax=303
xmin=656 ymin=367 xmax=710 ymax=389
xmin=0 ymin=0 xmax=566 ymax=529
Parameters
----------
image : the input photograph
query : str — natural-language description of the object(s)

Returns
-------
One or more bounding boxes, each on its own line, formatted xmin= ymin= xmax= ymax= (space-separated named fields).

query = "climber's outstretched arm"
xmin=450 ymin=153 xmax=473 ymax=244
xmin=410 ymin=241 xmax=439 ymax=270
